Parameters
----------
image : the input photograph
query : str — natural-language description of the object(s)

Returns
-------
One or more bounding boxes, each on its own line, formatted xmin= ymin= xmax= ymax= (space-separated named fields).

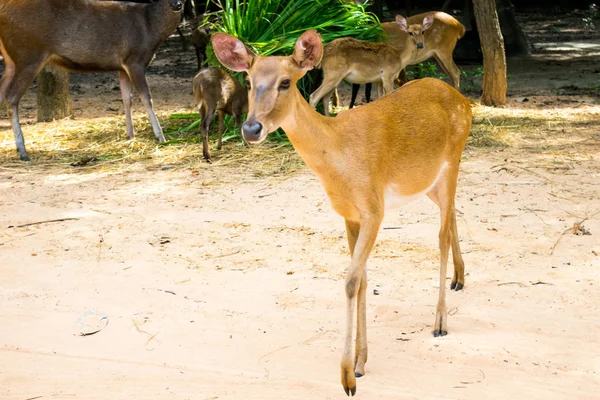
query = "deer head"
xmin=212 ymin=30 xmax=323 ymax=143
xmin=395 ymin=14 xmax=434 ymax=49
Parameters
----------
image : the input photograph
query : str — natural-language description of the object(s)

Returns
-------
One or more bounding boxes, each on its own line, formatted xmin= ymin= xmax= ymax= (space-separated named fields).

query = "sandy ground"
xmin=1 ymin=9 xmax=600 ymax=400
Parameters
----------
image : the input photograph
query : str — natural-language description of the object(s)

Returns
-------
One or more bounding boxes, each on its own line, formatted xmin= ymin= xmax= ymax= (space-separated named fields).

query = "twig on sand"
xmin=12 ymin=217 xmax=80 ymax=228
xmin=550 ymin=211 xmax=599 ymax=255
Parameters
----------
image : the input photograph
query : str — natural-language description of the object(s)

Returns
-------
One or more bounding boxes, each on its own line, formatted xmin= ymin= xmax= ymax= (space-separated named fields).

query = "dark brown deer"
xmin=193 ymin=66 xmax=248 ymax=162
xmin=0 ymin=0 xmax=184 ymax=161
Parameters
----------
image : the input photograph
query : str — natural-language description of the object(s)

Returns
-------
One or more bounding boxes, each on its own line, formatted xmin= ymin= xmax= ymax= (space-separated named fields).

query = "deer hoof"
xmin=433 ymin=330 xmax=448 ymax=338
xmin=450 ymin=282 xmax=464 ymax=291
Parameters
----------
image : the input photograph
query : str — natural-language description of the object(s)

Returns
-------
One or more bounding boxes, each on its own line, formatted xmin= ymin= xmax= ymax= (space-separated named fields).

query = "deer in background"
xmin=309 ymin=38 xmax=409 ymax=116
xmin=0 ymin=0 xmax=184 ymax=161
xmin=192 ymin=66 xmax=248 ymax=162
xmin=213 ymin=30 xmax=472 ymax=396
xmin=346 ymin=11 xmax=466 ymax=109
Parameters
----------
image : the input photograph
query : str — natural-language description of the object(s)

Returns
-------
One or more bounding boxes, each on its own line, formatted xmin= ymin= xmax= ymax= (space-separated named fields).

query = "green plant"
xmin=405 ymin=62 xmax=446 ymax=81
xmin=198 ymin=0 xmax=383 ymax=144
xmin=460 ymin=66 xmax=483 ymax=93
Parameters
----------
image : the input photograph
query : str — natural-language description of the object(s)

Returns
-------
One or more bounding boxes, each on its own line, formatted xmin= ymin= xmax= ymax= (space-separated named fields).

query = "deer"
xmin=346 ymin=11 xmax=466 ymax=110
xmin=309 ymin=38 xmax=408 ymax=116
xmin=0 ymin=0 xmax=184 ymax=161
xmin=212 ymin=30 xmax=472 ymax=396
xmin=192 ymin=66 xmax=248 ymax=162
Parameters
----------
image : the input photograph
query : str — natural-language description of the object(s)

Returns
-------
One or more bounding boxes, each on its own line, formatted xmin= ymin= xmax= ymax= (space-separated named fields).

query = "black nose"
xmin=170 ymin=0 xmax=183 ymax=11
xmin=417 ymin=42 xmax=424 ymax=49
xmin=242 ymin=120 xmax=263 ymax=141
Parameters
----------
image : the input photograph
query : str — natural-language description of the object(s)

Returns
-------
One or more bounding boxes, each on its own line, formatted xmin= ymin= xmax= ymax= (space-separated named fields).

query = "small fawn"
xmin=212 ymin=30 xmax=472 ymax=396
xmin=192 ymin=66 xmax=248 ymax=162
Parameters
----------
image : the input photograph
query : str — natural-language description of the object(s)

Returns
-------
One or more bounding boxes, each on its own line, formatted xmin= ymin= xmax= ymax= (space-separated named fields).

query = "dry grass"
xmin=1 ymin=101 xmax=598 ymax=178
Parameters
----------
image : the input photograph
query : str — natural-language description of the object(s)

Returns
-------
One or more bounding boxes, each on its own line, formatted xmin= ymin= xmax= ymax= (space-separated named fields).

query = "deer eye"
xmin=422 ymin=31 xmax=425 ymax=34
xmin=279 ymin=79 xmax=291 ymax=90
xmin=409 ymin=32 xmax=413 ymax=36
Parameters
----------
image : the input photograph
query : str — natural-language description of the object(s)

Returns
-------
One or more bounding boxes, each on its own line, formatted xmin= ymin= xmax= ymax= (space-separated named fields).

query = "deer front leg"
xmin=341 ymin=216 xmax=382 ymax=396
xmin=118 ymin=71 xmax=135 ymax=140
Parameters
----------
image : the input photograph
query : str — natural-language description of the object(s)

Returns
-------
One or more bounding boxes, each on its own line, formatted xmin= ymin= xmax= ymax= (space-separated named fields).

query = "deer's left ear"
xmin=395 ymin=15 xmax=408 ymax=32
xmin=423 ymin=14 xmax=434 ymax=30
xmin=292 ymin=30 xmax=323 ymax=70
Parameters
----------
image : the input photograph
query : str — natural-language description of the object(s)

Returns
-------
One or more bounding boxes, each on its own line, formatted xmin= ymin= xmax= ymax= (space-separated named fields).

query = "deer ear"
xmin=395 ymin=15 xmax=408 ymax=32
xmin=211 ymin=33 xmax=255 ymax=72
xmin=292 ymin=30 xmax=323 ymax=70
xmin=422 ymin=14 xmax=434 ymax=30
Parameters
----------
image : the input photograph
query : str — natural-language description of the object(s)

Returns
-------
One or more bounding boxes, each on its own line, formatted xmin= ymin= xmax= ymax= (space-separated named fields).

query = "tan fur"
xmin=192 ymin=66 xmax=248 ymax=162
xmin=212 ymin=31 xmax=472 ymax=396
xmin=382 ymin=11 xmax=466 ymax=89
xmin=309 ymin=38 xmax=406 ymax=116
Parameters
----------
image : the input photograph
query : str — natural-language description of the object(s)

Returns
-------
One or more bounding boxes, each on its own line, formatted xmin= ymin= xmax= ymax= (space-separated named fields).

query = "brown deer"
xmin=347 ymin=12 xmax=466 ymax=109
xmin=309 ymin=38 xmax=407 ymax=116
xmin=192 ymin=66 xmax=248 ymax=162
xmin=0 ymin=0 xmax=184 ymax=161
xmin=212 ymin=30 xmax=472 ymax=396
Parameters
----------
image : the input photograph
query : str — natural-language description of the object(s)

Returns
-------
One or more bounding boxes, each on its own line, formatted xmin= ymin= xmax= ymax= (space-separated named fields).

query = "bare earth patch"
xmin=1 ymin=10 xmax=600 ymax=400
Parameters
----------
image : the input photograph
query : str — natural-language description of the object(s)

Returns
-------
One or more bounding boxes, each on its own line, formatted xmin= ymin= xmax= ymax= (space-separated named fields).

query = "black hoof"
xmin=355 ymin=372 xmax=363 ymax=378
xmin=451 ymin=282 xmax=464 ymax=291
xmin=20 ymin=155 xmax=31 ymax=162
xmin=433 ymin=330 xmax=448 ymax=337
xmin=344 ymin=386 xmax=356 ymax=396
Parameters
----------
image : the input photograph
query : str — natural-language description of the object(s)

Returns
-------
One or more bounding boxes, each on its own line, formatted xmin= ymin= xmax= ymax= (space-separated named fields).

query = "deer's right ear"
xmin=292 ymin=30 xmax=323 ymax=70
xmin=211 ymin=33 xmax=255 ymax=72
xmin=395 ymin=15 xmax=408 ymax=32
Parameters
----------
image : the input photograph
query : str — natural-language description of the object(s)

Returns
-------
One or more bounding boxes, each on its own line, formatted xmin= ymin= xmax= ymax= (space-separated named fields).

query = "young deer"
xmin=348 ymin=12 xmax=466 ymax=108
xmin=192 ymin=66 xmax=248 ymax=162
xmin=309 ymin=38 xmax=406 ymax=116
xmin=212 ymin=31 xmax=472 ymax=396
xmin=0 ymin=0 xmax=184 ymax=161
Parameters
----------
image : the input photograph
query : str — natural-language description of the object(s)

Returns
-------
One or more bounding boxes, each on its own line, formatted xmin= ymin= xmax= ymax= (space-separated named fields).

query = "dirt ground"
xmin=1 ymin=9 xmax=600 ymax=400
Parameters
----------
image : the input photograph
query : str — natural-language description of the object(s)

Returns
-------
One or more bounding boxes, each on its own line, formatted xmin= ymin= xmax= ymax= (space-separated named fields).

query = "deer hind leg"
xmin=118 ymin=71 xmax=135 ymax=140
xmin=427 ymin=186 xmax=466 ymax=292
xmin=200 ymin=104 xmax=215 ymax=162
xmin=433 ymin=52 xmax=461 ymax=90
xmin=341 ymin=215 xmax=382 ymax=396
xmin=217 ymin=110 xmax=225 ymax=150
xmin=427 ymin=165 xmax=461 ymax=337
xmin=4 ymin=58 xmax=44 ymax=161
xmin=123 ymin=65 xmax=166 ymax=142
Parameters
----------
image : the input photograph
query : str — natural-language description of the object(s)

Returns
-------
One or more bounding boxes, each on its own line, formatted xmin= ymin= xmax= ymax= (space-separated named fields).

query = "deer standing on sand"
xmin=212 ymin=30 xmax=472 ymax=396
xmin=192 ymin=66 xmax=248 ymax=162
xmin=347 ymin=11 xmax=465 ymax=109
xmin=0 ymin=0 xmax=184 ymax=161
xmin=309 ymin=37 xmax=408 ymax=116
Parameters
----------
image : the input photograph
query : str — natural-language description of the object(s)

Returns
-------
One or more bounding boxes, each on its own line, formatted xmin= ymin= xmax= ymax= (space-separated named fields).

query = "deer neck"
xmin=149 ymin=1 xmax=180 ymax=42
xmin=279 ymin=89 xmax=341 ymax=176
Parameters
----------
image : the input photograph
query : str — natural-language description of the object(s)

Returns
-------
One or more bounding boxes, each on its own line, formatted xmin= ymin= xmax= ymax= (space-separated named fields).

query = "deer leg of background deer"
xmin=382 ymin=76 xmax=395 ymax=95
xmin=376 ymin=81 xmax=384 ymax=99
xmin=201 ymin=105 xmax=215 ymax=161
xmin=309 ymin=77 xmax=343 ymax=116
xmin=341 ymin=215 xmax=382 ymax=396
xmin=5 ymin=62 xmax=43 ymax=161
xmin=118 ymin=71 xmax=135 ymax=140
xmin=364 ymin=83 xmax=372 ymax=104
xmin=427 ymin=166 xmax=460 ymax=337
xmin=124 ymin=65 xmax=166 ymax=143
xmin=349 ymin=84 xmax=360 ymax=109
xmin=217 ymin=110 xmax=224 ymax=150
xmin=433 ymin=53 xmax=461 ymax=90
xmin=323 ymin=89 xmax=336 ymax=117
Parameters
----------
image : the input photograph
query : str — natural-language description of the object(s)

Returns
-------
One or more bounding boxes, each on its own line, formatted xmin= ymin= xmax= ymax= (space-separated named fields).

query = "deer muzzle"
xmin=416 ymin=42 xmax=424 ymax=49
xmin=242 ymin=120 xmax=264 ymax=143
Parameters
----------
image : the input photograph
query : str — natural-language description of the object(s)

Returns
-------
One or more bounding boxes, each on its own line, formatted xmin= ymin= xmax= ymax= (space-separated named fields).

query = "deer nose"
xmin=417 ymin=42 xmax=424 ymax=49
xmin=170 ymin=0 xmax=183 ymax=11
xmin=242 ymin=120 xmax=263 ymax=142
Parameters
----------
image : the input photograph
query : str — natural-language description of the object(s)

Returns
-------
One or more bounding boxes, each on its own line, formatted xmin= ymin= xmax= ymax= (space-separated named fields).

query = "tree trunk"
xmin=497 ymin=0 xmax=530 ymax=55
xmin=36 ymin=65 xmax=72 ymax=122
xmin=472 ymin=0 xmax=507 ymax=106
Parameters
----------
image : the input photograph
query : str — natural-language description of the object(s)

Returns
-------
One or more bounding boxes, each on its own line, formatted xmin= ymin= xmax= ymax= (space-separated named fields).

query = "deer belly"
xmin=384 ymin=162 xmax=448 ymax=211
xmin=345 ymin=71 xmax=380 ymax=84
